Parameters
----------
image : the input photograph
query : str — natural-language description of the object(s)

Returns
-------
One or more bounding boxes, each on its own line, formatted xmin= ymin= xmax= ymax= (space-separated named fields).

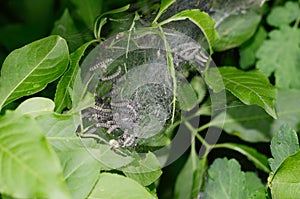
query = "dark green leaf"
xmin=122 ymin=152 xmax=162 ymax=186
xmin=267 ymin=1 xmax=300 ymax=27
xmin=205 ymin=67 xmax=277 ymax=118
xmin=269 ymin=150 xmax=300 ymax=199
xmin=55 ymin=40 xmax=97 ymax=113
xmin=203 ymin=158 xmax=246 ymax=199
xmin=239 ymin=26 xmax=267 ymax=69
xmin=213 ymin=11 xmax=261 ymax=51
xmin=256 ymin=26 xmax=300 ymax=89
xmin=0 ymin=35 xmax=69 ymax=110
xmin=0 ymin=111 xmax=70 ymax=198
xmin=88 ymin=173 xmax=156 ymax=199
xmin=269 ymin=124 xmax=299 ymax=172
xmin=159 ymin=9 xmax=218 ymax=54
xmin=214 ymin=143 xmax=270 ymax=173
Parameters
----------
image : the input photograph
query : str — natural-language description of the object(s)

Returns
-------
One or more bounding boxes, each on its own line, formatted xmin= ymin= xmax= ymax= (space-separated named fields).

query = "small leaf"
xmin=57 ymin=150 xmax=100 ymax=199
xmin=152 ymin=0 xmax=176 ymax=24
xmin=269 ymin=124 xmax=299 ymax=172
xmin=15 ymin=97 xmax=55 ymax=117
xmin=190 ymin=76 xmax=207 ymax=104
xmin=267 ymin=1 xmax=300 ymax=28
xmin=203 ymin=158 xmax=246 ymax=199
xmin=239 ymin=26 xmax=267 ymax=70
xmin=88 ymin=173 xmax=156 ymax=199
xmin=256 ymin=26 xmax=300 ymax=89
xmin=0 ymin=111 xmax=70 ymax=198
xmin=159 ymin=9 xmax=218 ymax=54
xmin=205 ymin=67 xmax=277 ymax=118
xmin=122 ymin=152 xmax=162 ymax=186
xmin=55 ymin=40 xmax=97 ymax=113
xmin=269 ymin=150 xmax=300 ymax=199
xmin=0 ymin=35 xmax=69 ymax=110
xmin=177 ymin=81 xmax=198 ymax=111
xmin=214 ymin=143 xmax=270 ymax=173
xmin=213 ymin=10 xmax=261 ymax=51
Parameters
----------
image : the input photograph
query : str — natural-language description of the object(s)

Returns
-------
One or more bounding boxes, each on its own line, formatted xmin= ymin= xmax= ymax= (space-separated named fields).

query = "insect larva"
xmin=90 ymin=58 xmax=113 ymax=72
xmin=100 ymin=66 xmax=122 ymax=81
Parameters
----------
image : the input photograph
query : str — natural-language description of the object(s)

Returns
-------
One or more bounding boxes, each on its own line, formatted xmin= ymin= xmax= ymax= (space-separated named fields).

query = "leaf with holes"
xmin=0 ymin=35 xmax=69 ymax=110
xmin=205 ymin=67 xmax=277 ymax=118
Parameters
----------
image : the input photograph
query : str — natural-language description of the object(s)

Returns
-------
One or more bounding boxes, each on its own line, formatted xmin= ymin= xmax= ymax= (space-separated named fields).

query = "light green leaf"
xmin=177 ymin=81 xmax=198 ymax=111
xmin=158 ymin=9 xmax=218 ymax=54
xmin=213 ymin=10 xmax=261 ymax=51
xmin=51 ymin=9 xmax=84 ymax=52
xmin=210 ymin=88 xmax=300 ymax=142
xmin=55 ymin=40 xmax=97 ymax=113
xmin=69 ymin=0 xmax=102 ymax=28
xmin=88 ymin=173 xmax=156 ymax=199
xmin=214 ymin=143 xmax=270 ymax=173
xmin=267 ymin=1 xmax=300 ymax=28
xmin=269 ymin=124 xmax=299 ymax=172
xmin=205 ymin=67 xmax=277 ymax=118
xmin=245 ymin=172 xmax=265 ymax=199
xmin=122 ymin=152 xmax=162 ymax=186
xmin=0 ymin=111 xmax=70 ymax=199
xmin=190 ymin=76 xmax=207 ymax=104
xmin=174 ymin=148 xmax=206 ymax=199
xmin=15 ymin=97 xmax=55 ymax=117
xmin=203 ymin=158 xmax=246 ymax=199
xmin=57 ymin=150 xmax=100 ymax=199
xmin=269 ymin=150 xmax=300 ymax=199
xmin=152 ymin=0 xmax=176 ymax=24
xmin=239 ymin=26 xmax=267 ymax=70
xmin=0 ymin=35 xmax=69 ymax=110
xmin=256 ymin=26 xmax=300 ymax=89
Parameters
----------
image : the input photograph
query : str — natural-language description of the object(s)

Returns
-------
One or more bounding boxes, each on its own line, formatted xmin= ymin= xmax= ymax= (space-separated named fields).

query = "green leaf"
xmin=0 ymin=111 xmax=70 ymax=198
xmin=55 ymin=40 xmax=97 ymax=113
xmin=88 ymin=173 xmax=156 ymax=199
xmin=213 ymin=10 xmax=261 ymax=51
xmin=205 ymin=67 xmax=277 ymax=118
xmin=158 ymin=9 xmax=218 ymax=54
xmin=51 ymin=9 xmax=84 ymax=52
xmin=239 ymin=26 xmax=267 ymax=70
xmin=0 ymin=35 xmax=69 ymax=110
xmin=245 ymin=172 xmax=265 ymax=199
xmin=269 ymin=150 xmax=300 ymax=199
xmin=214 ymin=143 xmax=270 ymax=173
xmin=269 ymin=124 xmax=299 ymax=172
xmin=267 ymin=1 xmax=300 ymax=28
xmin=174 ymin=148 xmax=206 ymax=199
xmin=69 ymin=0 xmax=102 ymax=28
xmin=177 ymin=81 xmax=198 ymax=111
xmin=210 ymin=88 xmax=300 ymax=142
xmin=57 ymin=150 xmax=100 ymax=199
xmin=203 ymin=158 xmax=246 ymax=199
xmin=15 ymin=97 xmax=55 ymax=117
xmin=190 ymin=76 xmax=207 ymax=104
xmin=122 ymin=152 xmax=162 ymax=186
xmin=256 ymin=26 xmax=300 ymax=89
xmin=152 ymin=0 xmax=176 ymax=24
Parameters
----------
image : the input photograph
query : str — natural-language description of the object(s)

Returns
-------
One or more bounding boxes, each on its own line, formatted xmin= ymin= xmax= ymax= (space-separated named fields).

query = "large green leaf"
xmin=55 ymin=40 xmax=97 ymax=113
xmin=269 ymin=150 xmax=300 ymax=199
xmin=214 ymin=143 xmax=270 ymax=173
xmin=203 ymin=158 xmax=246 ymax=199
xmin=256 ymin=26 xmax=300 ymax=89
xmin=0 ymin=35 xmax=69 ymax=110
xmin=266 ymin=1 xmax=300 ymax=28
xmin=210 ymin=88 xmax=300 ymax=142
xmin=0 ymin=111 xmax=70 ymax=198
xmin=122 ymin=152 xmax=162 ymax=186
xmin=158 ymin=9 xmax=218 ymax=54
xmin=269 ymin=124 xmax=299 ymax=172
xmin=57 ymin=150 xmax=100 ymax=199
xmin=88 ymin=173 xmax=156 ymax=199
xmin=205 ymin=67 xmax=277 ymax=118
